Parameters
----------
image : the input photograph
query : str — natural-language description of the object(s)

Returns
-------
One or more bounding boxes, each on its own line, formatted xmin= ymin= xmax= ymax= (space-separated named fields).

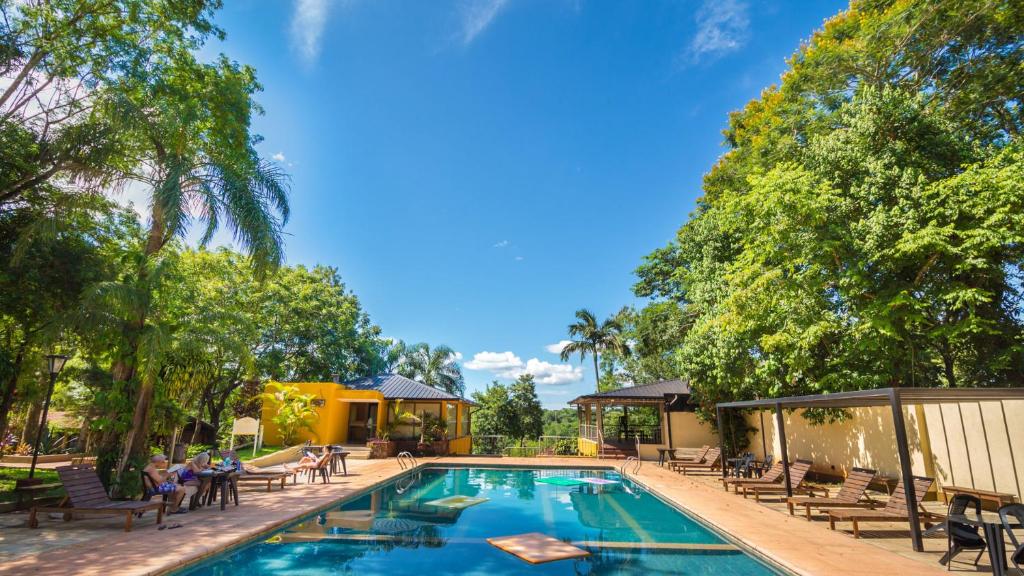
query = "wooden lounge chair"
xmin=740 ymin=459 xmax=826 ymax=502
xmin=666 ymin=446 xmax=709 ymax=470
xmin=722 ymin=461 xmax=785 ymax=491
xmin=825 ymin=476 xmax=935 ymax=538
xmin=787 ymin=467 xmax=877 ymax=519
xmin=673 ymin=447 xmax=723 ymax=475
xmin=240 ymin=463 xmax=297 ymax=490
xmin=29 ymin=465 xmax=164 ymax=532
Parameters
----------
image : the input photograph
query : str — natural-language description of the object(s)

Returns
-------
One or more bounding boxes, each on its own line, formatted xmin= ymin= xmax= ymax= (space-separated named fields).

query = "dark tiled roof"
xmin=569 ymin=379 xmax=691 ymax=404
xmin=343 ymin=374 xmax=469 ymax=402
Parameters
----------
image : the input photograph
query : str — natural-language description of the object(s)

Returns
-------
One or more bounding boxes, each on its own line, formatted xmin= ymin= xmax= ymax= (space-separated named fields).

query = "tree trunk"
xmin=22 ymin=401 xmax=42 ymax=447
xmin=592 ymin=353 xmax=600 ymax=394
xmin=111 ymin=203 xmax=166 ymax=479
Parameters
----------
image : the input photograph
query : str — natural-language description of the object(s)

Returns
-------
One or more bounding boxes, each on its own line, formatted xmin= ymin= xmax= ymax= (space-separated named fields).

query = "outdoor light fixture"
xmin=28 ymin=354 xmax=70 ymax=479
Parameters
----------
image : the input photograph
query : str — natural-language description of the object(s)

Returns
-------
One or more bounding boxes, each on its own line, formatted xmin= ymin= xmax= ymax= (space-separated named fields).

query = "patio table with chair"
xmin=942 ymin=507 xmax=1022 ymax=576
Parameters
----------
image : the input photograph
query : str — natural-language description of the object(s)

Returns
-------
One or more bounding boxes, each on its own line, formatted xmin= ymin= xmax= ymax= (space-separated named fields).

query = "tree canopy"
xmin=624 ymin=0 xmax=1024 ymax=422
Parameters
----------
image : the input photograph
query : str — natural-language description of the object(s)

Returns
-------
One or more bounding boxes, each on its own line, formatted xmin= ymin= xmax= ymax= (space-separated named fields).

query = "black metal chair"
xmin=1000 ymin=503 xmax=1024 ymax=573
xmin=731 ymin=453 xmax=754 ymax=478
xmin=757 ymin=454 xmax=774 ymax=478
xmin=940 ymin=494 xmax=986 ymax=569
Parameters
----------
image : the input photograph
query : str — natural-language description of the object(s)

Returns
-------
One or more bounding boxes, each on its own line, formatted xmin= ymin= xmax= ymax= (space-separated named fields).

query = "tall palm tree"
xmin=560 ymin=309 xmax=631 ymax=393
xmin=398 ymin=342 xmax=465 ymax=396
xmin=108 ymin=57 xmax=289 ymax=478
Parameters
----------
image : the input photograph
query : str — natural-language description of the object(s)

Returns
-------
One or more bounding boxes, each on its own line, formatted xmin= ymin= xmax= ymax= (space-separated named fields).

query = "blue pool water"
xmin=177 ymin=467 xmax=781 ymax=575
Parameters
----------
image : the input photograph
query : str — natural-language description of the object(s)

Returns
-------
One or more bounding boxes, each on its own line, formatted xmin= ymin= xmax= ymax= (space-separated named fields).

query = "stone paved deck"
xmin=0 ymin=456 xmax=997 ymax=575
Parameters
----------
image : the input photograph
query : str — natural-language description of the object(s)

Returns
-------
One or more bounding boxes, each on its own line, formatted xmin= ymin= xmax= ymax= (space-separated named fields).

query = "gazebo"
xmin=569 ymin=380 xmax=693 ymax=458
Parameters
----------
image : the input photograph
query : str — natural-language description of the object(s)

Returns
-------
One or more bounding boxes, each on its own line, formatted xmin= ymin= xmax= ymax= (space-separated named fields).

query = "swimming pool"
xmin=176 ymin=467 xmax=782 ymax=575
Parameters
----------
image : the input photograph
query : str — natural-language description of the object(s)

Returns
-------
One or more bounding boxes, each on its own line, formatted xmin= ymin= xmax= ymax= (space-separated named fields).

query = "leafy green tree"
xmin=0 ymin=0 xmax=223 ymax=204
xmin=397 ymin=342 xmax=465 ymax=396
xmin=470 ymin=375 xmax=542 ymax=443
xmin=254 ymin=264 xmax=382 ymax=382
xmin=628 ymin=0 xmax=1024 ymax=425
xmin=261 ymin=382 xmax=318 ymax=445
xmin=508 ymin=374 xmax=543 ymax=441
xmin=560 ymin=309 xmax=630 ymax=393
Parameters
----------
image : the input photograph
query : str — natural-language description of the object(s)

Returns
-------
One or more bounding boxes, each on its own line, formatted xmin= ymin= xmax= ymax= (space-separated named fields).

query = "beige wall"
xmin=667 ymin=412 xmax=720 ymax=451
xmin=923 ymin=400 xmax=1024 ymax=501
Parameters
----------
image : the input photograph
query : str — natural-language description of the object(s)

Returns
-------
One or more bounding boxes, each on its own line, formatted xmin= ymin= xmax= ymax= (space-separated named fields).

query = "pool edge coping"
xmin=166 ymin=461 xmax=794 ymax=576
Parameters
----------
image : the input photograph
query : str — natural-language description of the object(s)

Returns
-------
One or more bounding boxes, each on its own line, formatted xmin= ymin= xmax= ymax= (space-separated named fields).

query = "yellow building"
xmin=261 ymin=374 xmax=474 ymax=454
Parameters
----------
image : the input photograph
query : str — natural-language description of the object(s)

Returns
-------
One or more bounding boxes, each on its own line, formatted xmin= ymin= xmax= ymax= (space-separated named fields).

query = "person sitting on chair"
xmin=142 ymin=454 xmax=189 ymax=514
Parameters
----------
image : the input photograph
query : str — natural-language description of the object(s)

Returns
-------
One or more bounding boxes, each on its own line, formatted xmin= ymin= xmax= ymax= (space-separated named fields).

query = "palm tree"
xmin=560 ymin=309 xmax=631 ymax=393
xmin=108 ymin=57 xmax=289 ymax=479
xmin=398 ymin=342 xmax=465 ymax=396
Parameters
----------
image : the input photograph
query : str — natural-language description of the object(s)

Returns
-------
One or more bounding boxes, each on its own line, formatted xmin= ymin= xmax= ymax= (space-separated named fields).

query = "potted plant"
xmin=416 ymin=413 xmax=448 ymax=456
xmin=368 ymin=400 xmax=416 ymax=458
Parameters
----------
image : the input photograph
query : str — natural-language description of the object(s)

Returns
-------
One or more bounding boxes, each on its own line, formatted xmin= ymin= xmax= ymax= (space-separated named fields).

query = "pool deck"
xmin=0 ymin=456 xmax=966 ymax=575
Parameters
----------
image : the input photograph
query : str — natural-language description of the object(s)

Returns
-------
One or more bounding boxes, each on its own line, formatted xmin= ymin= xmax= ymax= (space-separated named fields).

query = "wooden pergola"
xmin=716 ymin=387 xmax=1024 ymax=552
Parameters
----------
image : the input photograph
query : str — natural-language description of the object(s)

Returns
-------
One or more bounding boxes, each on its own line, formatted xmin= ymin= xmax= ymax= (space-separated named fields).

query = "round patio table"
xmin=201 ymin=469 xmax=239 ymax=511
xmin=946 ymin=510 xmax=1020 ymax=576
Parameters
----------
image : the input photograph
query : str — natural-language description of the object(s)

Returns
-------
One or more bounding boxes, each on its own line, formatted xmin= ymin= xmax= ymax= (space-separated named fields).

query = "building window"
xmin=461 ymin=404 xmax=471 ymax=437
xmin=446 ymin=403 xmax=458 ymax=437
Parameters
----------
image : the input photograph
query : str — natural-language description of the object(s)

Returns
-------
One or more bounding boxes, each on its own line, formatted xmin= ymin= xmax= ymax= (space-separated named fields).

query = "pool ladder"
xmin=397 ymin=451 xmax=418 ymax=470
xmin=621 ymin=456 xmax=641 ymax=476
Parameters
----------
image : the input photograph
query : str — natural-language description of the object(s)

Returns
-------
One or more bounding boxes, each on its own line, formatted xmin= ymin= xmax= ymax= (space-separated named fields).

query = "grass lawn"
xmin=0 ymin=467 xmax=63 ymax=503
xmin=239 ymin=445 xmax=283 ymax=462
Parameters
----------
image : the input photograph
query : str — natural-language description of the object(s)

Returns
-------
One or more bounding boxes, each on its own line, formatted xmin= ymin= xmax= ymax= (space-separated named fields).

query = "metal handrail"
xmin=397 ymin=451 xmax=417 ymax=470
xmin=620 ymin=456 xmax=641 ymax=475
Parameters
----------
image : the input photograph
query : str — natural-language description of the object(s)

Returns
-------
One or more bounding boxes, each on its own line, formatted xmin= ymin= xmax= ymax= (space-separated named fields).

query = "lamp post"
xmin=28 ymin=354 xmax=68 ymax=479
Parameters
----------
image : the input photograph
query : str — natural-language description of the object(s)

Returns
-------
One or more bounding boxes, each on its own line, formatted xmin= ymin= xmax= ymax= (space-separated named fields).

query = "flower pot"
xmin=367 ymin=440 xmax=396 ymax=459
xmin=431 ymin=439 xmax=449 ymax=456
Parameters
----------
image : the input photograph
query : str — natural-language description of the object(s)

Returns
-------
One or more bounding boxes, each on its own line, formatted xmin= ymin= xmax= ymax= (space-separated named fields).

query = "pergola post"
xmin=775 ymin=402 xmax=792 ymax=497
xmin=716 ymin=405 xmax=727 ymax=480
xmin=889 ymin=388 xmax=923 ymax=552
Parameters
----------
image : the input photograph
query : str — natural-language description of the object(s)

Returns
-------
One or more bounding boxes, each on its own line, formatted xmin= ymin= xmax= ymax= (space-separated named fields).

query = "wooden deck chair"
xmin=673 ymin=447 xmax=723 ymax=475
xmin=741 ymin=459 xmax=826 ymax=501
xmin=787 ymin=467 xmax=878 ymax=519
xmin=666 ymin=446 xmax=709 ymax=470
xmin=825 ymin=476 xmax=935 ymax=538
xmin=29 ymin=465 xmax=164 ymax=532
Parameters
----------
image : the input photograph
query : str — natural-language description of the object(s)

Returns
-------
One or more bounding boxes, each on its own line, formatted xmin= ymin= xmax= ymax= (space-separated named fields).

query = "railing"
xmin=579 ymin=424 xmax=599 ymax=440
xmin=502 ymin=436 xmax=579 ymax=457
xmin=602 ymin=424 xmax=662 ymax=445
xmin=472 ymin=435 xmax=508 ymax=455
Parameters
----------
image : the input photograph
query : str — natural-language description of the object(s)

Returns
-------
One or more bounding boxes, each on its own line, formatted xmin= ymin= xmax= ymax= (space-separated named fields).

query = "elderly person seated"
xmin=179 ymin=451 xmax=214 ymax=504
xmin=142 ymin=454 xmax=191 ymax=514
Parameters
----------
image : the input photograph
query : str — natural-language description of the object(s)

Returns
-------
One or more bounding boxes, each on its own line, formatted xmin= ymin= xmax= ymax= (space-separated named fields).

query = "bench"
xmin=941 ymin=485 xmax=1017 ymax=509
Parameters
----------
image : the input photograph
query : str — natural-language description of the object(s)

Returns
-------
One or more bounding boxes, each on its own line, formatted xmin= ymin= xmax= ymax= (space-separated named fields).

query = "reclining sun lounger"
xmin=787 ymin=467 xmax=877 ymax=519
xmin=666 ymin=446 xmax=709 ymax=470
xmin=672 ymin=447 xmax=723 ymax=475
xmin=825 ymin=476 xmax=935 ymax=538
xmin=29 ymin=465 xmax=164 ymax=532
xmin=740 ymin=459 xmax=826 ymax=501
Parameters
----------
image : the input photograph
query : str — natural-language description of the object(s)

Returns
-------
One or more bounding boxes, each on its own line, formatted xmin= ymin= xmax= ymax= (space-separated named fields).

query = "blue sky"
xmin=198 ymin=0 xmax=846 ymax=406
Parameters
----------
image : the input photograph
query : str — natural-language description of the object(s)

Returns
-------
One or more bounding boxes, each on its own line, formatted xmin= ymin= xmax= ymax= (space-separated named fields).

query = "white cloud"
xmin=451 ymin=351 xmax=464 ymax=361
xmin=465 ymin=350 xmax=583 ymax=385
xmin=493 ymin=239 xmax=510 ymax=248
xmin=464 ymin=351 xmax=523 ymax=371
xmin=290 ymin=0 xmax=332 ymax=64
xmin=458 ymin=0 xmax=508 ymax=45
xmin=683 ymin=0 xmax=749 ymax=65
xmin=545 ymin=340 xmax=572 ymax=354
xmin=514 ymin=255 xmax=524 ymax=261
xmin=518 ymin=358 xmax=583 ymax=385
xmin=272 ymin=152 xmax=286 ymax=162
